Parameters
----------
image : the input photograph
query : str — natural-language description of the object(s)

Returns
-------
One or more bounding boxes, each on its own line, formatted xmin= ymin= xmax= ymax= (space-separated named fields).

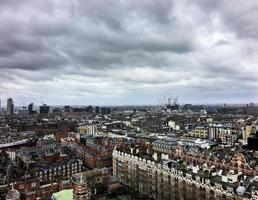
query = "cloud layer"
xmin=0 ymin=0 xmax=257 ymax=106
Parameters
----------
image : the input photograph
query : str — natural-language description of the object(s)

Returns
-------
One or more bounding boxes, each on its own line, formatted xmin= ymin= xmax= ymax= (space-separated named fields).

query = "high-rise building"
xmin=64 ymin=105 xmax=71 ymax=112
xmin=247 ymin=131 xmax=258 ymax=151
xmin=7 ymin=98 xmax=14 ymax=115
xmin=242 ymin=124 xmax=253 ymax=140
xmin=100 ymin=107 xmax=111 ymax=115
xmin=39 ymin=104 xmax=50 ymax=114
xmin=95 ymin=106 xmax=100 ymax=114
xmin=86 ymin=105 xmax=93 ymax=113
xmin=28 ymin=103 xmax=36 ymax=114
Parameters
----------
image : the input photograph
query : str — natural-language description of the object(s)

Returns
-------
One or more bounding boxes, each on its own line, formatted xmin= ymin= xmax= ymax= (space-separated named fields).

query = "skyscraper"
xmin=7 ymin=98 xmax=14 ymax=115
xmin=95 ymin=106 xmax=99 ymax=114
xmin=28 ymin=103 xmax=36 ymax=114
xmin=39 ymin=104 xmax=50 ymax=114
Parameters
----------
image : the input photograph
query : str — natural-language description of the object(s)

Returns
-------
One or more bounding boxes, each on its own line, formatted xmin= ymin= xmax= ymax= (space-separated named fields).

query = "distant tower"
xmin=71 ymin=173 xmax=91 ymax=200
xmin=39 ymin=104 xmax=50 ymax=114
xmin=6 ymin=183 xmax=20 ymax=200
xmin=28 ymin=103 xmax=35 ymax=114
xmin=7 ymin=98 xmax=14 ymax=115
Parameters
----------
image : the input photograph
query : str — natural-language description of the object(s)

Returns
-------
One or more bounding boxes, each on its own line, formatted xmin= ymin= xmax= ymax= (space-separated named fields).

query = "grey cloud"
xmin=0 ymin=51 xmax=67 ymax=70
xmin=0 ymin=0 xmax=257 ymax=105
xmin=75 ymin=0 xmax=174 ymax=30
xmin=194 ymin=0 xmax=258 ymax=39
xmin=0 ymin=0 xmax=192 ymax=72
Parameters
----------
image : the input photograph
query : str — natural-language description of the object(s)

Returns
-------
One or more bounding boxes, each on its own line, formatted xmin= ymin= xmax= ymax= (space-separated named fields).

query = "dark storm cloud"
xmin=0 ymin=0 xmax=193 ymax=71
xmin=0 ymin=0 xmax=257 ymax=105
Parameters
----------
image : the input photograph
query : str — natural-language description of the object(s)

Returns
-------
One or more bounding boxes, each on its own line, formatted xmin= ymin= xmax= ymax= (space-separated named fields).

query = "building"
xmin=152 ymin=139 xmax=177 ymax=161
xmin=0 ymin=176 xmax=73 ymax=199
xmin=18 ymin=107 xmax=29 ymax=115
xmin=167 ymin=120 xmax=180 ymax=131
xmin=86 ymin=106 xmax=93 ymax=113
xmin=113 ymin=150 xmax=248 ymax=200
xmin=40 ymin=104 xmax=50 ymax=114
xmin=37 ymin=137 xmax=57 ymax=149
xmin=64 ymin=106 xmax=71 ymax=113
xmin=189 ymin=126 xmax=209 ymax=138
xmin=71 ymin=173 xmax=91 ymax=200
xmin=78 ymin=125 xmax=98 ymax=135
xmin=209 ymin=123 xmax=238 ymax=145
xmin=6 ymin=184 xmax=20 ymax=200
xmin=69 ymin=141 xmax=113 ymax=169
xmin=51 ymin=168 xmax=121 ymax=200
xmin=100 ymin=107 xmax=111 ymax=115
xmin=16 ymin=146 xmax=84 ymax=183
xmin=95 ymin=106 xmax=100 ymax=114
xmin=242 ymin=125 xmax=253 ymax=140
xmin=28 ymin=103 xmax=36 ymax=114
xmin=7 ymin=98 xmax=14 ymax=115
xmin=247 ymin=131 xmax=258 ymax=151
xmin=52 ymin=168 xmax=112 ymax=200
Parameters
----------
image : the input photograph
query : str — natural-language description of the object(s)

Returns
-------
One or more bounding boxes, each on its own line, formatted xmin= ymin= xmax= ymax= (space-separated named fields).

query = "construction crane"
xmin=20 ymin=96 xmax=27 ymax=109
xmin=168 ymin=96 xmax=178 ymax=106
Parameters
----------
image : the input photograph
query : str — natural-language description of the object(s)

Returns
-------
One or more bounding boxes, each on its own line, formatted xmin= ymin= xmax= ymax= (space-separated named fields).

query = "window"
xmin=19 ymin=184 xmax=24 ymax=189
xmin=31 ymin=182 xmax=37 ymax=188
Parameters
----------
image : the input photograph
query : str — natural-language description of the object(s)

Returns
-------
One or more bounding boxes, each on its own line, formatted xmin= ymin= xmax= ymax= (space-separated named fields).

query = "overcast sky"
xmin=0 ymin=0 xmax=257 ymax=106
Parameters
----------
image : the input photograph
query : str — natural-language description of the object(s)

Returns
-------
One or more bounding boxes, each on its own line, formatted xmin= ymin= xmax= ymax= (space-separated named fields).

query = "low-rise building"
xmin=189 ymin=126 xmax=209 ymax=138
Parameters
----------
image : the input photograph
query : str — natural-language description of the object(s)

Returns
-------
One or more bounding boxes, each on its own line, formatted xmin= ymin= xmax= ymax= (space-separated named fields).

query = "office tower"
xmin=95 ymin=106 xmax=99 ymax=114
xmin=247 ymin=131 xmax=258 ymax=151
xmin=7 ymin=98 xmax=14 ymax=115
xmin=19 ymin=106 xmax=29 ymax=115
xmin=28 ymin=103 xmax=36 ymax=114
xmin=100 ymin=107 xmax=111 ymax=115
xmin=39 ymin=104 xmax=50 ymax=114
xmin=64 ymin=105 xmax=71 ymax=112
xmin=86 ymin=105 xmax=93 ymax=113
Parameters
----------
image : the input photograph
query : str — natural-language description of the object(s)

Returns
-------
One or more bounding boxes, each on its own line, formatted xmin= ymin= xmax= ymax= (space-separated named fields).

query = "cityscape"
xmin=0 ymin=98 xmax=258 ymax=200
xmin=0 ymin=0 xmax=257 ymax=200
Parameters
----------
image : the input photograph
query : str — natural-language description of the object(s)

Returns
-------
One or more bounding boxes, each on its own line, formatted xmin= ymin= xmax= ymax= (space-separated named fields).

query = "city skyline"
xmin=0 ymin=96 xmax=257 ymax=108
xmin=0 ymin=0 xmax=257 ymax=105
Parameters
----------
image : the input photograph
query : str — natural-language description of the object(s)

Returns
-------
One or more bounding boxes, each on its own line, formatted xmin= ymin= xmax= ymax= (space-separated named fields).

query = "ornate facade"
xmin=113 ymin=150 xmax=257 ymax=200
xmin=71 ymin=173 xmax=91 ymax=200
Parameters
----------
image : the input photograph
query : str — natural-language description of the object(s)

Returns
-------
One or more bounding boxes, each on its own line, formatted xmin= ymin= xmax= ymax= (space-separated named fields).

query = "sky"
xmin=0 ymin=0 xmax=257 ymax=106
